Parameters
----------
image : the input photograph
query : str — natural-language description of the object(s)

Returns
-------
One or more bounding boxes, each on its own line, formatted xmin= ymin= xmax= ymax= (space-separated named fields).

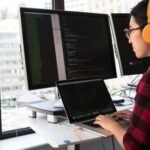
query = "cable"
xmin=110 ymin=88 xmax=134 ymax=106
xmin=128 ymin=75 xmax=141 ymax=102
xmin=110 ymin=88 xmax=128 ymax=97
xmin=130 ymin=74 xmax=141 ymax=84
xmin=110 ymin=88 xmax=130 ymax=99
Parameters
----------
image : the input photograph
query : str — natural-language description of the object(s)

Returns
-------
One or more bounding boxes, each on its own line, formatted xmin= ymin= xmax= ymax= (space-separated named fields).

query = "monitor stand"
xmin=27 ymin=100 xmax=66 ymax=123
xmin=26 ymin=87 xmax=65 ymax=123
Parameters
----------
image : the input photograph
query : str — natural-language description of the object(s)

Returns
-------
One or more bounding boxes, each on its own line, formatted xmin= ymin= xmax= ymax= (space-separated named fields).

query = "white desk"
xmin=16 ymin=100 xmax=134 ymax=150
xmin=17 ymin=108 xmax=101 ymax=149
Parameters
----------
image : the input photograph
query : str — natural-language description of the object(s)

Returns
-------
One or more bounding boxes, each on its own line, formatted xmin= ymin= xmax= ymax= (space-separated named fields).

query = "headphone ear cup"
xmin=142 ymin=24 xmax=150 ymax=43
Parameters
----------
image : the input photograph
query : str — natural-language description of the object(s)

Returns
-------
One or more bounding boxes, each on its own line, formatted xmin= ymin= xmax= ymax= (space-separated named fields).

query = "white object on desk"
xmin=111 ymin=95 xmax=124 ymax=101
xmin=111 ymin=95 xmax=135 ymax=111
xmin=115 ymin=99 xmax=134 ymax=111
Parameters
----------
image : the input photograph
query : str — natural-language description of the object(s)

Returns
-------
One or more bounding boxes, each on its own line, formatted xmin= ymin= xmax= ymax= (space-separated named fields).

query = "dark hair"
xmin=130 ymin=0 xmax=148 ymax=27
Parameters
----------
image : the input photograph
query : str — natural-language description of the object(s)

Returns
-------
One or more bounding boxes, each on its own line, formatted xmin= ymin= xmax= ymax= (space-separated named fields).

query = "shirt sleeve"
xmin=123 ymin=73 xmax=150 ymax=150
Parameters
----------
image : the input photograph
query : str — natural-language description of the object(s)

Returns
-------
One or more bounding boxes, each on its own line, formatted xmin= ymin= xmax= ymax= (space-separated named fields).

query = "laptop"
xmin=56 ymin=77 xmax=120 ymax=136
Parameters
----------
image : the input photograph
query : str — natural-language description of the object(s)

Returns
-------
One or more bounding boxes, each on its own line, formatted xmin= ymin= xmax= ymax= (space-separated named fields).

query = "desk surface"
xmin=17 ymin=100 xmax=134 ymax=148
xmin=17 ymin=108 xmax=101 ymax=148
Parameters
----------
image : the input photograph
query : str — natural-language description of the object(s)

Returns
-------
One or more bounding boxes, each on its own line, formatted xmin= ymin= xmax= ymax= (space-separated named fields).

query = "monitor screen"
xmin=19 ymin=7 xmax=117 ymax=90
xmin=111 ymin=13 xmax=150 ymax=75
xmin=59 ymin=12 xmax=117 ymax=80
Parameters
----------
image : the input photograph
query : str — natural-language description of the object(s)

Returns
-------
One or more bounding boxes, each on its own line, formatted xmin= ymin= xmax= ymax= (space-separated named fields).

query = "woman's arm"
xmin=94 ymin=115 xmax=126 ymax=149
xmin=109 ymin=121 xmax=126 ymax=148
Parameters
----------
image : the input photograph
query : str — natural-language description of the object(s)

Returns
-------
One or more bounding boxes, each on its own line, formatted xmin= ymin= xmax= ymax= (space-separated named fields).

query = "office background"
xmin=0 ymin=0 xmax=143 ymax=143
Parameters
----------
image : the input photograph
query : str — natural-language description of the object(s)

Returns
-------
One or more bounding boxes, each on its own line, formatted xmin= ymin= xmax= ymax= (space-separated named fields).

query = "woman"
xmin=94 ymin=0 xmax=150 ymax=149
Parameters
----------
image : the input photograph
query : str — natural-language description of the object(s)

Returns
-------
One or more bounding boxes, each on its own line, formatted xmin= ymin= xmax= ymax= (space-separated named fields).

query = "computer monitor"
xmin=19 ymin=8 xmax=65 ymax=90
xmin=19 ymin=7 xmax=117 ymax=90
xmin=111 ymin=13 xmax=149 ymax=75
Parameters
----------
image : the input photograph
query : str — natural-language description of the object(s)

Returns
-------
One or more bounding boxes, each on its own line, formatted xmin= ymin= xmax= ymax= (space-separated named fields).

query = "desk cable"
xmin=110 ymin=88 xmax=135 ymax=106
xmin=128 ymin=74 xmax=140 ymax=101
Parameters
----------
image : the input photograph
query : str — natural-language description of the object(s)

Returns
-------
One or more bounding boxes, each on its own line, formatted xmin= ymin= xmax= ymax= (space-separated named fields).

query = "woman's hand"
xmin=111 ymin=109 xmax=132 ymax=120
xmin=94 ymin=115 xmax=119 ymax=132
xmin=94 ymin=114 xmax=126 ymax=148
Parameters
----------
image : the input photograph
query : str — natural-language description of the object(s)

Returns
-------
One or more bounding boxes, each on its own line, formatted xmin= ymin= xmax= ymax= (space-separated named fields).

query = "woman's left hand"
xmin=94 ymin=114 xmax=119 ymax=132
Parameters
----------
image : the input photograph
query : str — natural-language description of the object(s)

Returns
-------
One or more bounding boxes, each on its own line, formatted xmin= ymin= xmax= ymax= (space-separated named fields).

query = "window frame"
xmin=52 ymin=0 xmax=64 ymax=10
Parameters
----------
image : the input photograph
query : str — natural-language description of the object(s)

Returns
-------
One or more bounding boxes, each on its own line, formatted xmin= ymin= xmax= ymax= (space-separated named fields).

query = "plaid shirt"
xmin=123 ymin=70 xmax=150 ymax=150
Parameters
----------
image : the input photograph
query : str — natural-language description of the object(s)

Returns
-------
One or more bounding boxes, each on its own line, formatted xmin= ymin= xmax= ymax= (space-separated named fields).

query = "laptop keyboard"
xmin=83 ymin=120 xmax=100 ymax=128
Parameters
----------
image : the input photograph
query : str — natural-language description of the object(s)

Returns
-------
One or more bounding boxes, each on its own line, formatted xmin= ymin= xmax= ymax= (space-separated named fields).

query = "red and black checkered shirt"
xmin=123 ymin=69 xmax=150 ymax=150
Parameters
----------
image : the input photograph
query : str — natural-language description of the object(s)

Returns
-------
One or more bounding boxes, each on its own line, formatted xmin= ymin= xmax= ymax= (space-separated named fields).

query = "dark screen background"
xmin=59 ymin=13 xmax=117 ymax=79
xmin=58 ymin=79 xmax=116 ymax=123
xmin=23 ymin=13 xmax=58 ymax=89
xmin=112 ymin=13 xmax=150 ymax=75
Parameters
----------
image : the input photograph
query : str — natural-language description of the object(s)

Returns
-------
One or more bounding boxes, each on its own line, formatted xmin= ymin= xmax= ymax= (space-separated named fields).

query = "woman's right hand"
xmin=111 ymin=109 xmax=132 ymax=120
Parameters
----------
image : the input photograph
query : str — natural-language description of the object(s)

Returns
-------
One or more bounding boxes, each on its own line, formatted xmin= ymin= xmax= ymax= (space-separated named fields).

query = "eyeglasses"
xmin=124 ymin=27 xmax=143 ymax=39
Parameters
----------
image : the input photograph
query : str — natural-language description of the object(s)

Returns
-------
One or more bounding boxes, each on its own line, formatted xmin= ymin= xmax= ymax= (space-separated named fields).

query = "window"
xmin=0 ymin=0 xmax=53 ymax=139
xmin=64 ymin=0 xmax=141 ymax=13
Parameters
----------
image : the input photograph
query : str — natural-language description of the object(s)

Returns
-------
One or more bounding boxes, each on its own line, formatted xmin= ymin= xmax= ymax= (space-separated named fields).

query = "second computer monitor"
xmin=111 ymin=13 xmax=149 ymax=75
xmin=20 ymin=8 xmax=117 ymax=90
xmin=59 ymin=11 xmax=117 ymax=80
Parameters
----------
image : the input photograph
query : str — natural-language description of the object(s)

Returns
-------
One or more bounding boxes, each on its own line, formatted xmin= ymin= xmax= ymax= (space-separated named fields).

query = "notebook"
xmin=56 ymin=78 xmax=119 ymax=136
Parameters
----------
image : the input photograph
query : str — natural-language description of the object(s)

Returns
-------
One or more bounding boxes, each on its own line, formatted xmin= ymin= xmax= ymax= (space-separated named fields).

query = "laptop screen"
xmin=57 ymin=78 xmax=116 ymax=123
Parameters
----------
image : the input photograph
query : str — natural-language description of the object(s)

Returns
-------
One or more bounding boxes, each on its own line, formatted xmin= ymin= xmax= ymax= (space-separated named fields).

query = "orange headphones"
xmin=142 ymin=0 xmax=150 ymax=43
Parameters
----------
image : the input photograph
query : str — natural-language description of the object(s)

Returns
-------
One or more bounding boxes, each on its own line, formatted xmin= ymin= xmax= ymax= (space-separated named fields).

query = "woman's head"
xmin=128 ymin=0 xmax=150 ymax=58
xmin=130 ymin=0 xmax=148 ymax=27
